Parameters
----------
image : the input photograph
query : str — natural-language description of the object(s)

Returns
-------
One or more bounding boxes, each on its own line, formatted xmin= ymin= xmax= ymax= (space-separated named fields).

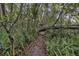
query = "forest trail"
xmin=25 ymin=32 xmax=48 ymax=56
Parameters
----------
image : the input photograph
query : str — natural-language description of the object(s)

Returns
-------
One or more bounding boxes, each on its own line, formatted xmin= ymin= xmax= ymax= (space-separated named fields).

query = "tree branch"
xmin=52 ymin=4 xmax=66 ymax=26
xmin=9 ymin=3 xmax=23 ymax=31
xmin=38 ymin=25 xmax=79 ymax=32
xmin=10 ymin=3 xmax=13 ymax=13
xmin=1 ymin=3 xmax=6 ymax=16
xmin=1 ymin=22 xmax=15 ymax=55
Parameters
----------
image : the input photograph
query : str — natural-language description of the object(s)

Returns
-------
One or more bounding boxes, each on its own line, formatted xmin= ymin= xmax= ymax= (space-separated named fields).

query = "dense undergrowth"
xmin=0 ymin=29 xmax=79 ymax=56
xmin=45 ymin=29 xmax=79 ymax=56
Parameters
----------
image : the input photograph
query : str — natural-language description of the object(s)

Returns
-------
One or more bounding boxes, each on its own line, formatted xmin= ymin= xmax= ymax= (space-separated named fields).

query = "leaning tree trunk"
xmin=25 ymin=32 xmax=48 ymax=56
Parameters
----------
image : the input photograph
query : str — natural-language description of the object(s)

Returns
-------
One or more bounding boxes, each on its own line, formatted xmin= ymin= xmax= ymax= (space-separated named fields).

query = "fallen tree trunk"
xmin=38 ymin=25 xmax=79 ymax=32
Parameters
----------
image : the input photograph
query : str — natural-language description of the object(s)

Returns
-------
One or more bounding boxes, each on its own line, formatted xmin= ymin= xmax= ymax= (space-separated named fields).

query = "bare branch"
xmin=52 ymin=4 xmax=66 ymax=26
xmin=9 ymin=3 xmax=23 ymax=31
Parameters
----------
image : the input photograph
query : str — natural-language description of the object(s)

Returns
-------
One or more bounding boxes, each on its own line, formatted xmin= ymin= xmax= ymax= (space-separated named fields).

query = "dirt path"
xmin=25 ymin=35 xmax=48 ymax=56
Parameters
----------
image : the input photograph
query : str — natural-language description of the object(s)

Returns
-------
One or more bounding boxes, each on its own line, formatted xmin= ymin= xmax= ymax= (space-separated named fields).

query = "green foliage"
xmin=45 ymin=30 xmax=79 ymax=56
xmin=0 ymin=3 xmax=79 ymax=56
